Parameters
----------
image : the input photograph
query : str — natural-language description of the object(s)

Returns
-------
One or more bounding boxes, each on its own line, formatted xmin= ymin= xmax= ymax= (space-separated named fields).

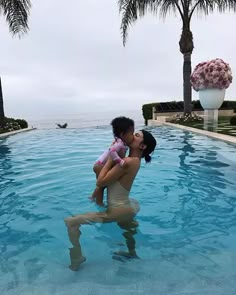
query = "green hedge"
xmin=230 ymin=116 xmax=236 ymax=125
xmin=0 ymin=117 xmax=28 ymax=134
xmin=142 ymin=103 xmax=157 ymax=125
xmin=15 ymin=118 xmax=28 ymax=129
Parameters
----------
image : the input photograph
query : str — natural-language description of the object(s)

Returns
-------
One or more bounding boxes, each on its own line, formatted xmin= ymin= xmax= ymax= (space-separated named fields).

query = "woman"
xmin=65 ymin=129 xmax=156 ymax=270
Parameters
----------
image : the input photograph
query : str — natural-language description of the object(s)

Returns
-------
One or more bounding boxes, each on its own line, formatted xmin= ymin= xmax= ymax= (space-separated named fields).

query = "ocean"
xmin=28 ymin=110 xmax=145 ymax=130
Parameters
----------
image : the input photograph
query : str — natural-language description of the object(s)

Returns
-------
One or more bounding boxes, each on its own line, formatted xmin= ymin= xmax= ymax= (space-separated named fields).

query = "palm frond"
xmin=119 ymin=0 xmax=137 ymax=46
xmin=119 ymin=0 xmax=186 ymax=45
xmin=158 ymin=0 xmax=179 ymax=19
xmin=119 ymin=0 xmax=160 ymax=45
xmin=119 ymin=0 xmax=236 ymax=45
xmin=214 ymin=0 xmax=236 ymax=12
xmin=189 ymin=0 xmax=236 ymax=19
xmin=0 ymin=0 xmax=31 ymax=36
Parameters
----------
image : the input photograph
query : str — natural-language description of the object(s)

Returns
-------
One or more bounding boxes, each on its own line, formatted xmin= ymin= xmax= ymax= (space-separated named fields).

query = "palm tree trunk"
xmin=179 ymin=20 xmax=193 ymax=115
xmin=0 ymin=77 xmax=5 ymax=118
xmin=183 ymin=53 xmax=192 ymax=114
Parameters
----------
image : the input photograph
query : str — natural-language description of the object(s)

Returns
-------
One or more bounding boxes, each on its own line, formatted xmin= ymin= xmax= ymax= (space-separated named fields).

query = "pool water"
xmin=0 ymin=126 xmax=236 ymax=295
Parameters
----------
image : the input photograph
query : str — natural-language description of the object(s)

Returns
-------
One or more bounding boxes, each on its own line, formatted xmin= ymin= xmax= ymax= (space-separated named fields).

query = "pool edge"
xmin=0 ymin=127 xmax=37 ymax=139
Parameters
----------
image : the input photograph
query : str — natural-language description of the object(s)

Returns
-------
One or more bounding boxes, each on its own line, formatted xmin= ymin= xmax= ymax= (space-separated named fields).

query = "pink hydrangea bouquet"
xmin=190 ymin=58 xmax=233 ymax=91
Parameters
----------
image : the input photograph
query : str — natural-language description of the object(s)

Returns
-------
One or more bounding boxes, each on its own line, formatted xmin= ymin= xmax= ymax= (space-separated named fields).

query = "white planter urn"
xmin=198 ymin=88 xmax=225 ymax=110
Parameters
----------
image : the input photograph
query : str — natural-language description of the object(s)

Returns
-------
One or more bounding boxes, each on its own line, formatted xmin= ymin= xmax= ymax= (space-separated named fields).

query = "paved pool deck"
xmin=163 ymin=122 xmax=236 ymax=145
xmin=0 ymin=127 xmax=36 ymax=139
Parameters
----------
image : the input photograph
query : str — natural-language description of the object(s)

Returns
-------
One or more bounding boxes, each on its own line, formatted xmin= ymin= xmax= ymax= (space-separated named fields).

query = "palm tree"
xmin=118 ymin=0 xmax=236 ymax=114
xmin=0 ymin=0 xmax=31 ymax=118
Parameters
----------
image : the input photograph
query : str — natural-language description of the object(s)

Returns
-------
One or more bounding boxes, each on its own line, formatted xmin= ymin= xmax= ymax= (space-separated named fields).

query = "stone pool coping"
xmin=0 ymin=127 xmax=36 ymax=139
xmin=163 ymin=122 xmax=236 ymax=145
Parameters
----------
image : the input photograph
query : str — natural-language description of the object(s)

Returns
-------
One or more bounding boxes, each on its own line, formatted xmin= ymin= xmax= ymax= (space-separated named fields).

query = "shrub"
xmin=230 ymin=116 xmax=236 ymax=126
xmin=0 ymin=117 xmax=28 ymax=134
xmin=142 ymin=103 xmax=156 ymax=125
xmin=169 ymin=112 xmax=203 ymax=124
xmin=15 ymin=119 xmax=28 ymax=129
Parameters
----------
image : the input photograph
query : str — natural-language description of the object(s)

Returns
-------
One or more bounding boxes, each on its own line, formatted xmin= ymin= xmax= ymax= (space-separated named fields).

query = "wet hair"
xmin=141 ymin=129 xmax=157 ymax=163
xmin=111 ymin=116 xmax=134 ymax=138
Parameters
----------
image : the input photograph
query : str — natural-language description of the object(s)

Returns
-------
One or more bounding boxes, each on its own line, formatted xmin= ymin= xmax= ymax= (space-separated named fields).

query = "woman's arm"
xmin=96 ymin=157 xmax=128 ymax=187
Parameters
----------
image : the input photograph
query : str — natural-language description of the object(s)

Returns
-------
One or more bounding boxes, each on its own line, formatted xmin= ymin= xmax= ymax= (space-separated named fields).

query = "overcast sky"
xmin=0 ymin=0 xmax=236 ymax=121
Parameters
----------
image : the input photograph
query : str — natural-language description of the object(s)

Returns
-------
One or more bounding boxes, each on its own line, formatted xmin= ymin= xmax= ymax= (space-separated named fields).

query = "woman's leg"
xmin=65 ymin=211 xmax=116 ymax=226
xmin=64 ymin=223 xmax=86 ymax=271
xmin=64 ymin=205 xmax=139 ymax=270
xmin=68 ymin=243 xmax=86 ymax=271
xmin=65 ymin=211 xmax=116 ymax=271
xmin=115 ymin=220 xmax=139 ymax=258
xmin=112 ymin=200 xmax=140 ymax=259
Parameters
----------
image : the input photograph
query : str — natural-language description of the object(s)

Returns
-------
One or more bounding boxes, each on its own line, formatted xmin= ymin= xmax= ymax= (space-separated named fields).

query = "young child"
xmin=90 ymin=116 xmax=134 ymax=206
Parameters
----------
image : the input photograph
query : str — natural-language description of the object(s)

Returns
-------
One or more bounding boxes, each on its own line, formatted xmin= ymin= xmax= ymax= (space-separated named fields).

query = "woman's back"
xmin=117 ymin=157 xmax=140 ymax=191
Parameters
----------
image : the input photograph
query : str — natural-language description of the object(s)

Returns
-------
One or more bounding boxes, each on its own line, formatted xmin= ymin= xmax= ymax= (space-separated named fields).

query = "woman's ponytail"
xmin=144 ymin=154 xmax=151 ymax=163
xmin=141 ymin=130 xmax=157 ymax=163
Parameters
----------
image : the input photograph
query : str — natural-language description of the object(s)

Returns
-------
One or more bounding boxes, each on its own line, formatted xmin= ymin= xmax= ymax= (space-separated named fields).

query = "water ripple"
xmin=0 ymin=126 xmax=236 ymax=294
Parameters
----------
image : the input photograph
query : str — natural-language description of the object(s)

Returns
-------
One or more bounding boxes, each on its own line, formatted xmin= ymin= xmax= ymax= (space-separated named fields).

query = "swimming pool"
xmin=0 ymin=126 xmax=236 ymax=294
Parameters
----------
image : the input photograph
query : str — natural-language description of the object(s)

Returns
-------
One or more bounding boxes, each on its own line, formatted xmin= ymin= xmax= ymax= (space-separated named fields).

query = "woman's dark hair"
xmin=141 ymin=129 xmax=157 ymax=162
xmin=111 ymin=116 xmax=134 ymax=138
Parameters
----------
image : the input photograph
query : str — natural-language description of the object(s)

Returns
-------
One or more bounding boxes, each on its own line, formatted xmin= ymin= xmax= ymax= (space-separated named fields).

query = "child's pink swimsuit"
xmin=95 ymin=138 xmax=128 ymax=167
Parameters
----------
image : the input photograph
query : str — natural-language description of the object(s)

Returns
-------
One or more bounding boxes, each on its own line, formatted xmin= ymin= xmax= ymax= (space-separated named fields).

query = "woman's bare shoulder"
xmin=125 ymin=157 xmax=140 ymax=167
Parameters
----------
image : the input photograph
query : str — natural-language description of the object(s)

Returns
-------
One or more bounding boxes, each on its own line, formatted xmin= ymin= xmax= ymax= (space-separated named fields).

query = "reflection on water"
xmin=0 ymin=140 xmax=12 ymax=182
xmin=0 ymin=127 xmax=236 ymax=294
xmin=138 ymin=126 xmax=236 ymax=284
xmin=203 ymin=109 xmax=219 ymax=132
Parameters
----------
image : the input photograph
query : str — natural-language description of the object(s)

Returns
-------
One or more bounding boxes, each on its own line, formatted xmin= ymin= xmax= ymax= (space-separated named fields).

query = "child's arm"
xmin=109 ymin=141 xmax=127 ymax=167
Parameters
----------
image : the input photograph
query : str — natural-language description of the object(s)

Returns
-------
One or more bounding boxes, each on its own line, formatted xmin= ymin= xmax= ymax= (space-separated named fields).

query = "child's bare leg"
xmin=89 ymin=164 xmax=104 ymax=203
xmin=95 ymin=186 xmax=105 ymax=206
xmin=89 ymin=186 xmax=105 ymax=206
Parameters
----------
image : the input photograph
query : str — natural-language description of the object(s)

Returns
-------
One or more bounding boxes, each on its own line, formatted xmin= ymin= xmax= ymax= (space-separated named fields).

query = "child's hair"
xmin=141 ymin=129 xmax=157 ymax=163
xmin=111 ymin=116 xmax=134 ymax=138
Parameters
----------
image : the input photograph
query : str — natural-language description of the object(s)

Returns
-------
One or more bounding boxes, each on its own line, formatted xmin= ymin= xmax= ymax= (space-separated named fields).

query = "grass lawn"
xmin=177 ymin=116 xmax=236 ymax=137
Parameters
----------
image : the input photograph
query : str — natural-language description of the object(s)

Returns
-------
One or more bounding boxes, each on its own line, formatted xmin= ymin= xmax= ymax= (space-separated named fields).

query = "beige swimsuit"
xmin=107 ymin=181 xmax=140 ymax=212
xmin=73 ymin=181 xmax=140 ymax=225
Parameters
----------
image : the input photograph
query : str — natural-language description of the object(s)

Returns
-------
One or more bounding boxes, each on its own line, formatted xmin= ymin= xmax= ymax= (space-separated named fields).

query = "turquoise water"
xmin=0 ymin=126 xmax=236 ymax=295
